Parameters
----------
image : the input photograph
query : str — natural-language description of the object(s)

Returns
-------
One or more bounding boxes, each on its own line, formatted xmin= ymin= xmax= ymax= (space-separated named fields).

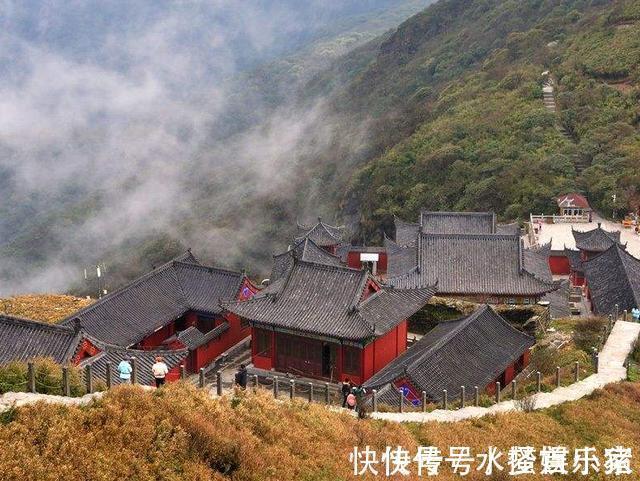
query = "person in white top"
xmin=151 ymin=356 xmax=169 ymax=388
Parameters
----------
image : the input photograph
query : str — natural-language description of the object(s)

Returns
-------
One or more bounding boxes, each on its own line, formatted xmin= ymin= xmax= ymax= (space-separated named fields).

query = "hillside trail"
xmin=542 ymin=73 xmax=588 ymax=173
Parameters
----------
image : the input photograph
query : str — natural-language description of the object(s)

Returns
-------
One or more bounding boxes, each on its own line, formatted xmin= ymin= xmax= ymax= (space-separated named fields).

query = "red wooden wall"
xmin=549 ymin=255 xmax=570 ymax=275
xmin=346 ymin=251 xmax=388 ymax=274
xmin=251 ymin=319 xmax=408 ymax=385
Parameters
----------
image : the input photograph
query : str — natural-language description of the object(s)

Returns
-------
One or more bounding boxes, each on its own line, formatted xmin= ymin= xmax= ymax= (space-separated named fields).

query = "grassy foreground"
xmin=0 ymin=382 xmax=638 ymax=480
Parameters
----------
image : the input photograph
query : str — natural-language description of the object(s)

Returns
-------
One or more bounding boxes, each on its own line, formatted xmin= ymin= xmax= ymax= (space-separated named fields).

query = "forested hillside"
xmin=328 ymin=0 xmax=640 ymax=241
xmin=0 ymin=0 xmax=432 ymax=294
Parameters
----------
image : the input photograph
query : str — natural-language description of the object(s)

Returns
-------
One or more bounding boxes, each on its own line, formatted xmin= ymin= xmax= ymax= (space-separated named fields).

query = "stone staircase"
xmin=542 ymin=80 xmax=557 ymax=113
xmin=543 ymin=75 xmax=589 ymax=174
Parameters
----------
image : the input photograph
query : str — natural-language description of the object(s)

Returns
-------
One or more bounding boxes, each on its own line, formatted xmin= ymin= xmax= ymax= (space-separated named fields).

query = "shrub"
xmin=0 ymin=358 xmax=86 ymax=397
xmin=572 ymin=317 xmax=607 ymax=351
xmin=515 ymin=395 xmax=537 ymax=413
xmin=0 ymin=362 xmax=28 ymax=394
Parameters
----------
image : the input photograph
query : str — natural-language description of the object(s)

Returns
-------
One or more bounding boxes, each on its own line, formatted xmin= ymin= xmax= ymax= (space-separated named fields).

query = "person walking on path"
xmin=234 ymin=364 xmax=248 ymax=389
xmin=117 ymin=357 xmax=132 ymax=384
xmin=152 ymin=356 xmax=169 ymax=388
xmin=352 ymin=385 xmax=367 ymax=415
xmin=341 ymin=378 xmax=352 ymax=408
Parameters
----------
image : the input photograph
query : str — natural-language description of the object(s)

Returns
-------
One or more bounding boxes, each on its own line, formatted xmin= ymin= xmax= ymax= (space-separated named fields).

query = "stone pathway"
xmin=542 ymin=80 xmax=556 ymax=113
xmin=541 ymin=72 xmax=584 ymax=171
xmin=371 ymin=320 xmax=640 ymax=423
xmin=0 ymin=391 xmax=105 ymax=411
xmin=534 ymin=214 xmax=640 ymax=258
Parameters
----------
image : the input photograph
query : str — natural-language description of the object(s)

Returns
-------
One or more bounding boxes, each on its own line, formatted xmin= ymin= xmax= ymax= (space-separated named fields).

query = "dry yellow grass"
xmin=0 ymin=295 xmax=93 ymax=323
xmin=0 ymin=382 xmax=638 ymax=480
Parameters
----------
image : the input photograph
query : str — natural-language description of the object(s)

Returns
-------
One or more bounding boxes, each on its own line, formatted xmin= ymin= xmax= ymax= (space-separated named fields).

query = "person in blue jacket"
xmin=118 ymin=357 xmax=133 ymax=383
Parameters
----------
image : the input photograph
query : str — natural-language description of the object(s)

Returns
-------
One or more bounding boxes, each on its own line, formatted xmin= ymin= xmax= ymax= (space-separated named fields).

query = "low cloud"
xmin=0 ymin=1 xmax=377 ymax=295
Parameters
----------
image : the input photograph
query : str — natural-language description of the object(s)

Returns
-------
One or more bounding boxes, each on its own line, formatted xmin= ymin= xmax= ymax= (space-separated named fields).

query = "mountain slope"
xmin=0 ymin=0 xmax=432 ymax=294
xmin=326 ymin=0 xmax=640 ymax=241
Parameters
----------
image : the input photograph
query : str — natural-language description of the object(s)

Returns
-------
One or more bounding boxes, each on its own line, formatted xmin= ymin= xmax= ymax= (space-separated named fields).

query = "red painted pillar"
xmin=271 ymin=330 xmax=277 ymax=370
xmin=522 ymin=349 xmax=531 ymax=369
xmin=503 ymin=364 xmax=516 ymax=385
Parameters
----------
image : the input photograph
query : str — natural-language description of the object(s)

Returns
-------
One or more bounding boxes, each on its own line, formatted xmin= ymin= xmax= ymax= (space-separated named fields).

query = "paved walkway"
xmin=371 ymin=320 xmax=640 ymax=423
xmin=533 ymin=215 xmax=640 ymax=258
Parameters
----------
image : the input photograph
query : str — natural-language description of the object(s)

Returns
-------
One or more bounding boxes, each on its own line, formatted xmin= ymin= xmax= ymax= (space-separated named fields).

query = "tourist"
xmin=234 ymin=363 xmax=248 ymax=388
xmin=117 ymin=357 xmax=132 ymax=384
xmin=151 ymin=356 xmax=169 ymax=388
xmin=352 ymin=384 xmax=367 ymax=413
xmin=341 ymin=378 xmax=352 ymax=407
xmin=632 ymin=307 xmax=640 ymax=322
xmin=346 ymin=391 xmax=357 ymax=410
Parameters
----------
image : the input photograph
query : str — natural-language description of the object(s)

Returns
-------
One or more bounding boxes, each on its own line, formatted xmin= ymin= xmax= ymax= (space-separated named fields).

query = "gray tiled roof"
xmin=0 ymin=315 xmax=81 ymax=364
xmin=61 ymin=252 xmax=246 ymax=347
xmin=79 ymin=337 xmax=188 ymax=386
xmin=271 ymin=238 xmax=343 ymax=282
xmin=384 ymin=237 xmax=418 ymax=277
xmin=387 ymin=234 xmax=556 ymax=297
xmin=542 ymin=280 xmax=572 ymax=319
xmin=523 ymin=243 xmax=553 ymax=282
xmin=295 ymin=218 xmax=345 ymax=247
xmin=420 ymin=211 xmax=496 ymax=234
xmin=583 ymin=244 xmax=640 ymax=315
xmin=224 ymin=260 xmax=435 ymax=342
xmin=572 ymin=224 xmax=623 ymax=252
xmin=363 ymin=305 xmax=534 ymax=401
xmin=176 ymin=322 xmax=230 ymax=350
xmin=564 ymin=248 xmax=584 ymax=273
xmin=393 ymin=217 xmax=420 ymax=247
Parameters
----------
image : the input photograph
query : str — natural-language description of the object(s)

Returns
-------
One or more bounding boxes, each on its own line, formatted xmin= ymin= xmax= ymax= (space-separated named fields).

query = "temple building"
xmin=224 ymin=260 xmax=436 ymax=384
xmin=270 ymin=237 xmax=343 ymax=283
xmin=572 ymin=223 xmax=625 ymax=260
xmin=343 ymin=246 xmax=388 ymax=275
xmin=363 ymin=305 xmax=534 ymax=405
xmin=583 ymin=244 xmax=640 ymax=315
xmin=393 ymin=211 xmax=520 ymax=247
xmin=294 ymin=218 xmax=390 ymax=276
xmin=296 ymin=217 xmax=346 ymax=255
xmin=564 ymin=248 xmax=586 ymax=286
xmin=557 ymin=193 xmax=591 ymax=219
xmin=387 ymin=231 xmax=556 ymax=304
xmin=555 ymin=223 xmax=627 ymax=288
xmin=0 ymin=314 xmax=188 ymax=385
xmin=60 ymin=251 xmax=258 ymax=374
xmin=0 ymin=314 xmax=85 ymax=365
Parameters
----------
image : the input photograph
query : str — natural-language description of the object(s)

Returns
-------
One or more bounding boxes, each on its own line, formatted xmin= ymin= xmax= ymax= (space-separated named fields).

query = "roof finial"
xmin=73 ymin=318 xmax=82 ymax=334
xmin=317 ymin=216 xmax=322 ymax=223
xmin=597 ymin=222 xmax=601 ymax=228
xmin=241 ymin=268 xmax=247 ymax=277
